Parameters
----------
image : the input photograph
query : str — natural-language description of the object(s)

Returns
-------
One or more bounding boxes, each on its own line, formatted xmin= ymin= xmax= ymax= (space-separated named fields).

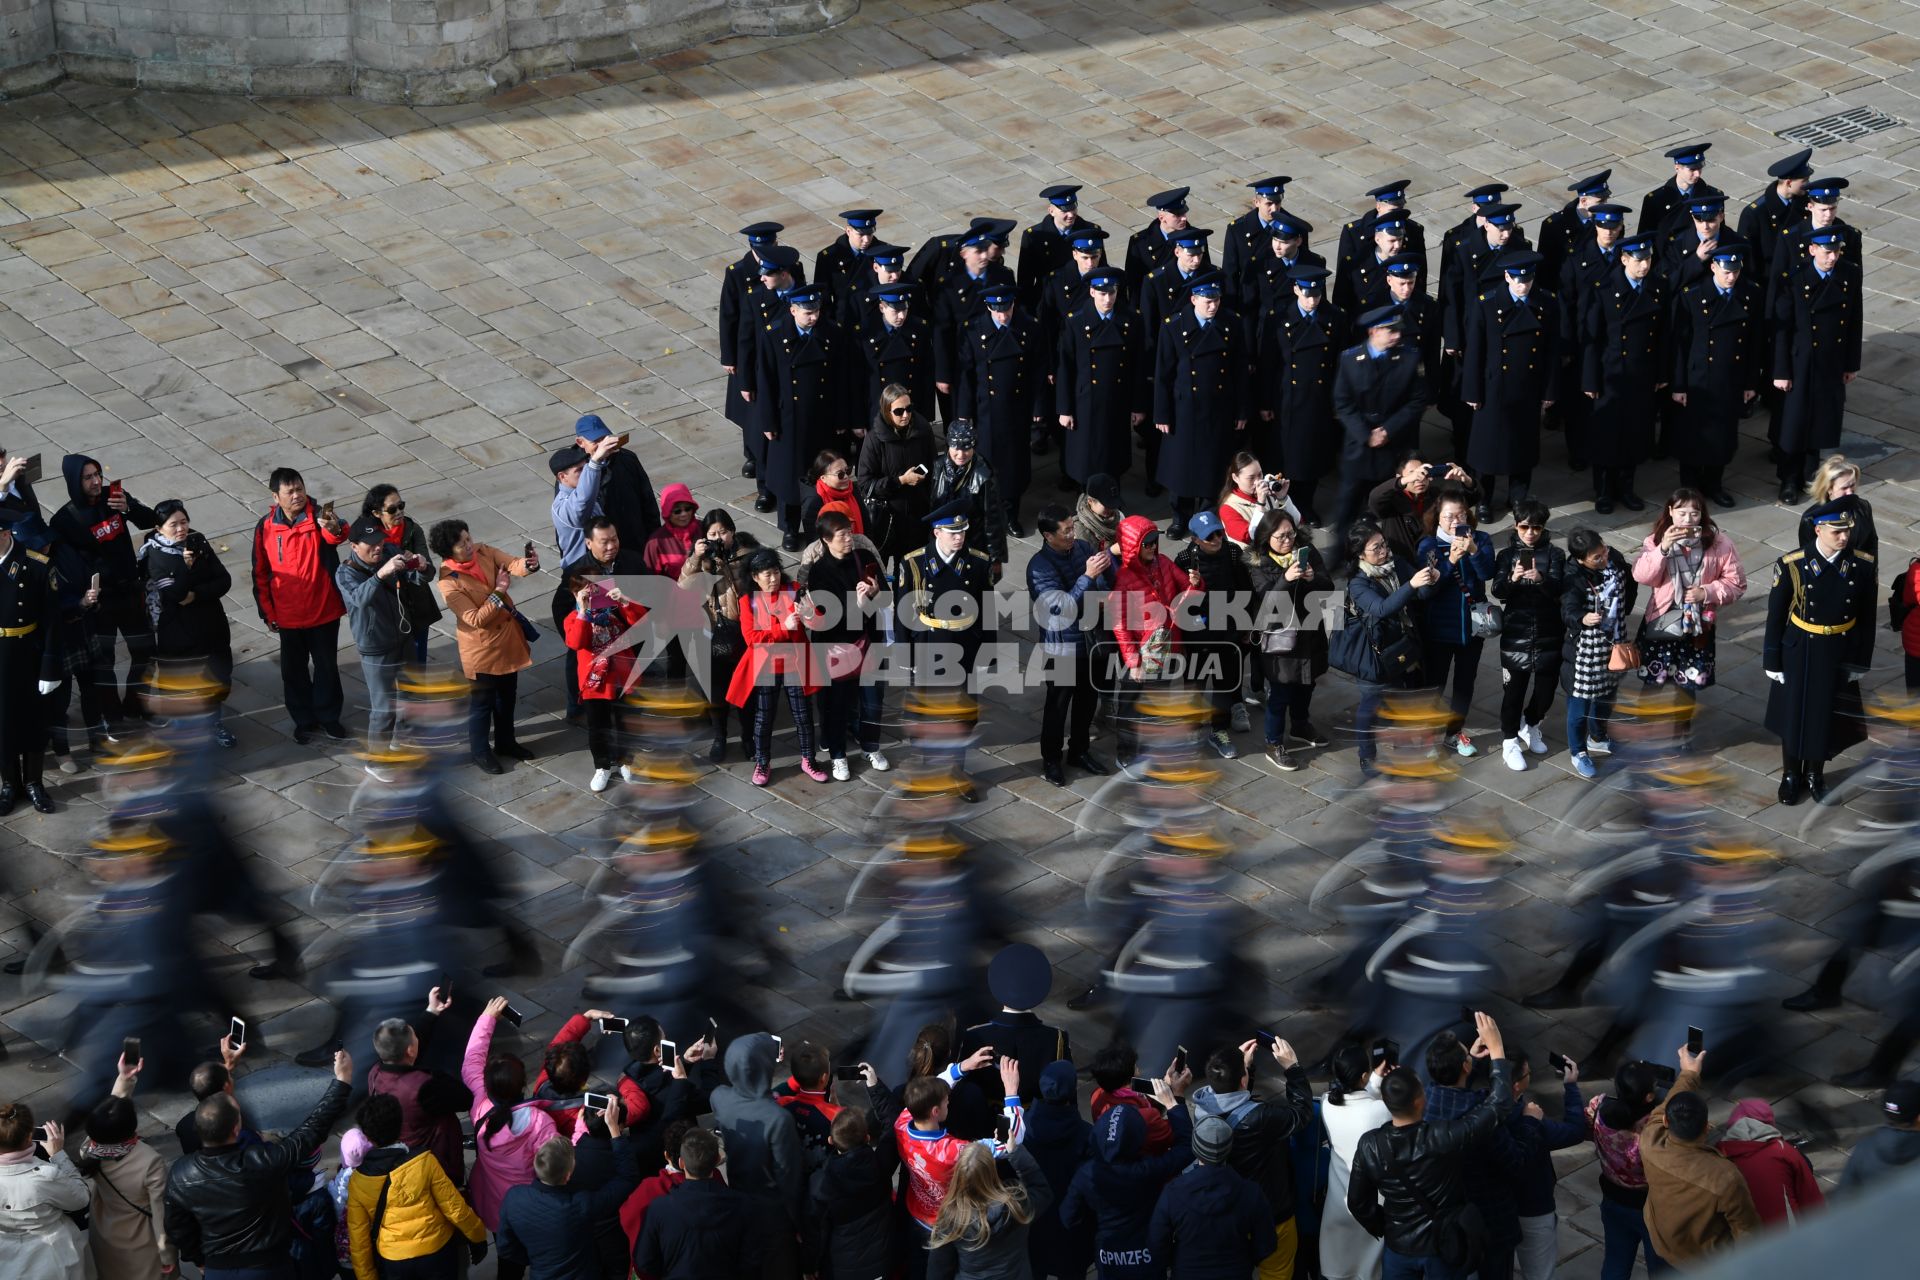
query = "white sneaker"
xmin=831 ymin=757 xmax=851 ymax=781
xmin=1230 ymin=703 xmax=1251 ymax=734
xmin=589 ymin=767 xmax=610 ymax=793
xmin=1586 ymin=736 xmax=1613 ymax=756
xmin=1502 ymin=737 xmax=1527 ymax=772
xmin=1522 ymin=721 xmax=1548 ymax=754
xmin=619 ymin=764 xmax=634 ymax=782
xmin=866 ymin=750 xmax=891 ymax=772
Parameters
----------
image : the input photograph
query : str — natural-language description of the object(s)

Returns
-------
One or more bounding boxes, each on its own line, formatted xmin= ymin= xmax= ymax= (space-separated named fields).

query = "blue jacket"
xmin=495 ymin=1140 xmax=638 ymax=1280
xmin=1147 ymin=1160 xmax=1276 ymax=1280
xmin=1340 ymin=562 xmax=1434 ymax=684
xmin=1027 ymin=537 xmax=1112 ymax=654
xmin=1061 ymin=1104 xmax=1194 ymax=1279
xmin=550 ymin=458 xmax=608 ymax=566
xmin=1510 ymin=1081 xmax=1587 ymax=1217
xmin=1413 ymin=529 xmax=1496 ymax=645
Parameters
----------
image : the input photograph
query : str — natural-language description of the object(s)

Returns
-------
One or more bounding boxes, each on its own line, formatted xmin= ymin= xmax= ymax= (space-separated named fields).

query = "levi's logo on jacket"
xmin=89 ymin=513 xmax=125 ymax=544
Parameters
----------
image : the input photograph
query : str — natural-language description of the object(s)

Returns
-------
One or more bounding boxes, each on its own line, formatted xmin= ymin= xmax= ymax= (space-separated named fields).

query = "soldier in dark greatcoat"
xmin=933 ymin=231 xmax=1017 ymax=425
xmin=1037 ymin=227 xmax=1112 ymax=372
xmin=1442 ymin=203 xmax=1530 ymax=460
xmin=1768 ymin=178 xmax=1860 ymax=310
xmin=720 ymin=222 xmax=799 ymax=479
xmin=1241 ymin=211 xmax=1326 ymax=317
xmin=1580 ymin=234 xmax=1669 ymax=513
xmin=956 ymin=284 xmax=1048 ymax=534
xmin=856 ymin=282 xmax=935 ymax=426
xmin=956 ymin=943 xmax=1072 ymax=1108
xmin=1331 ymin=304 xmax=1429 ymax=543
xmin=1764 ymin=500 xmax=1875 ymax=805
xmin=1220 ymin=176 xmax=1295 ymax=302
xmin=1255 ymin=263 xmax=1346 ymax=525
xmin=1381 ymin=253 xmax=1442 ymax=400
xmin=1536 ymin=169 xmax=1612 ymax=282
xmin=1555 ymin=202 xmax=1630 ymax=473
xmin=1335 ymin=180 xmax=1427 ymax=283
xmin=751 ymin=285 xmax=850 ymax=551
xmin=813 ymin=208 xmax=883 ymax=317
xmin=1153 ymin=271 xmax=1253 ymax=537
xmin=0 ymin=511 xmax=56 ymax=814
xmin=1124 ymin=187 xmax=1191 ymax=295
xmin=1016 ymin=183 xmax=1096 ymax=310
xmin=1737 ymin=148 xmax=1813 ymax=282
xmin=1332 ymin=208 xmax=1414 ymax=314
xmin=1660 ymin=193 xmax=1750 ymax=299
xmin=1054 ymin=266 xmax=1147 ymax=491
xmin=1436 ymin=185 xmax=1511 ymax=457
xmin=1668 ymin=247 xmax=1766 ymax=506
xmin=737 ymin=248 xmax=801 ymax=509
xmin=1139 ymin=226 xmax=1216 ymax=339
xmin=833 ymin=239 xmax=908 ymax=334
xmin=899 ymin=498 xmax=996 ymax=682
xmin=1771 ymin=230 xmax=1864 ymax=503
xmin=1461 ymin=249 xmax=1560 ymax=517
xmin=1636 ymin=141 xmax=1722 ymax=239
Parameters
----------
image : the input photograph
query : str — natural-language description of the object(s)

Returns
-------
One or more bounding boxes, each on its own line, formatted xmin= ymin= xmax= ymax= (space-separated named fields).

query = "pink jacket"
xmin=461 ymin=1015 xmax=558 ymax=1230
xmin=1631 ymin=530 xmax=1746 ymax=623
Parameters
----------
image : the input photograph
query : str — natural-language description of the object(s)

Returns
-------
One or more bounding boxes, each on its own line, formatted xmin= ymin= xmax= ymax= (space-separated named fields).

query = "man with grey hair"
xmin=497 ymin=1099 xmax=638 ymax=1279
xmin=1148 ymin=1114 xmax=1277 ymax=1276
xmin=635 ymin=1128 xmax=761 ymax=1277
xmin=364 ymin=984 xmax=466 ymax=1184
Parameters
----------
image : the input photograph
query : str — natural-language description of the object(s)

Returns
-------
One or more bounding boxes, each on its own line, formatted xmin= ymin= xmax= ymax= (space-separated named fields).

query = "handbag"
xmin=1469 ymin=600 xmax=1504 ymax=639
xmin=1607 ymin=640 xmax=1641 ymax=672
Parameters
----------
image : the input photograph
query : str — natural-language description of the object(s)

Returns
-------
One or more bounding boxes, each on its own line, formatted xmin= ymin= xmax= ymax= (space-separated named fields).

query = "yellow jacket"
xmin=346 ymin=1147 xmax=486 ymax=1280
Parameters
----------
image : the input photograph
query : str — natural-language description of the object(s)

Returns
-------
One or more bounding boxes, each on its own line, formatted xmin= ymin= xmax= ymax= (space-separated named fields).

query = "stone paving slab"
xmin=4 ymin=0 xmax=1920 ymax=1269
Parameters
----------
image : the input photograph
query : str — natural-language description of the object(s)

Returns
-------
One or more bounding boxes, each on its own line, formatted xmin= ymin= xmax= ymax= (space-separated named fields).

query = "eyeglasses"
xmin=825 ymin=469 xmax=851 ymax=480
xmin=1515 ymin=523 xmax=1543 ymax=531
xmin=383 ymin=502 xmax=405 ymax=514
xmin=672 ymin=504 xmax=697 ymax=515
xmin=889 ymin=406 xmax=913 ymax=418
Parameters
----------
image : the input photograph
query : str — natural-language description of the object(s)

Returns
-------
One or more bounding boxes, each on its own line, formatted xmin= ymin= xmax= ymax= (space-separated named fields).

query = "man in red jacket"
xmin=251 ymin=468 xmax=348 ymax=744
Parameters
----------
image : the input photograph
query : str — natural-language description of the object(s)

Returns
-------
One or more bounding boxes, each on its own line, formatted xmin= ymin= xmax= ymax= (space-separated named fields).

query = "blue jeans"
xmin=361 ymin=650 xmax=404 ymax=747
xmin=1599 ymin=1197 xmax=1669 ymax=1279
xmin=1565 ymin=693 xmax=1614 ymax=755
xmin=1382 ymin=1246 xmax=1468 ymax=1280
xmin=1355 ymin=680 xmax=1388 ymax=764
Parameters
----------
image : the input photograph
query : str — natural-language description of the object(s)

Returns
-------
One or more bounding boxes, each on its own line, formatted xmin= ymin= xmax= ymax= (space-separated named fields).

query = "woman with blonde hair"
xmin=1797 ymin=453 xmax=1878 ymax=558
xmin=925 ymin=1141 xmax=1052 ymax=1279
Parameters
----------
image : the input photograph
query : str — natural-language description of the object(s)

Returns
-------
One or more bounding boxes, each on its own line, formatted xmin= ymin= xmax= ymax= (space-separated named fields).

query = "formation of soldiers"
xmin=715 ymin=141 xmax=1865 ymax=548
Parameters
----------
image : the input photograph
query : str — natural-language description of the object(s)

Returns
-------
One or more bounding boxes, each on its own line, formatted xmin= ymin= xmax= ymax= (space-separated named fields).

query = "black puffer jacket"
xmin=1346 ymin=1059 xmax=1514 ymax=1257
xmin=805 ymin=1140 xmax=899 ymax=1280
xmin=1488 ymin=537 xmax=1567 ymax=670
xmin=163 ymin=1079 xmax=350 ymax=1271
xmin=854 ymin=411 xmax=938 ymax=565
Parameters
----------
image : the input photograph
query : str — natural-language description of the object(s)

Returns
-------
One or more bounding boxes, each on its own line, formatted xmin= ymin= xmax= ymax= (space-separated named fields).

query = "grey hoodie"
xmin=710 ymin=1032 xmax=804 ymax=1221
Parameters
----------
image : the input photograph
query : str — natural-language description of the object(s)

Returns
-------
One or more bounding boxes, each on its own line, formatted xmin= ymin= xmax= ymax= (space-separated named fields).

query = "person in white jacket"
xmin=1317 ymin=1044 xmax=1394 ymax=1280
xmin=0 ymin=1103 xmax=92 ymax=1280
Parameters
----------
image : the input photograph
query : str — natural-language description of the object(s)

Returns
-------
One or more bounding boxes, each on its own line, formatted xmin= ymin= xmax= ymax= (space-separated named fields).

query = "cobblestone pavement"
xmin=4 ymin=0 xmax=1920 ymax=1269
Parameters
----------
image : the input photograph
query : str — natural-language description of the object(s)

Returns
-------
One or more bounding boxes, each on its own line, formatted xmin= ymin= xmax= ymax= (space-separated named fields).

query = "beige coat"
xmin=0 ymin=1151 xmax=92 ymax=1280
xmin=87 ymin=1145 xmax=174 ymax=1280
xmin=436 ymin=543 xmax=535 ymax=677
xmin=1639 ymin=1067 xmax=1762 ymax=1263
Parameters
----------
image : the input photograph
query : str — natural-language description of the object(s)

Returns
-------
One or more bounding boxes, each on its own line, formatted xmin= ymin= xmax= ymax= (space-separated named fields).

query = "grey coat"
xmin=336 ymin=552 xmax=410 ymax=657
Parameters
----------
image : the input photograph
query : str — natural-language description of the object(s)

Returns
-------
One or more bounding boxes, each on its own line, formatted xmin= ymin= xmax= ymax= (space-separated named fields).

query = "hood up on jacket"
xmin=722 ymin=1033 xmax=780 ymax=1098
xmin=62 ymin=453 xmax=97 ymax=509
xmin=1721 ymin=1098 xmax=1783 ymax=1145
xmin=1095 ymin=1103 xmax=1145 ymax=1163
xmin=1117 ymin=514 xmax=1159 ymax=571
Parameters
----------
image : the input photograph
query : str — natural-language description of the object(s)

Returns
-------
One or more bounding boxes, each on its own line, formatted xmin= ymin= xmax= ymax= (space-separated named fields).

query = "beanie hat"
xmin=1192 ymin=1115 xmax=1234 ymax=1163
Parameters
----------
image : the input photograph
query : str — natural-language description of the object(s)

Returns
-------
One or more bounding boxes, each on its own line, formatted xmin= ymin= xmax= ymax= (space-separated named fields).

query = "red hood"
xmin=1117 ymin=514 xmax=1159 ymax=570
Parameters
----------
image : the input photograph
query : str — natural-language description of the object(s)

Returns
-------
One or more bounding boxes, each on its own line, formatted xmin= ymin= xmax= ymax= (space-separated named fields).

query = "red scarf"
xmin=382 ymin=520 xmax=405 ymax=546
xmin=815 ymin=478 xmax=864 ymax=536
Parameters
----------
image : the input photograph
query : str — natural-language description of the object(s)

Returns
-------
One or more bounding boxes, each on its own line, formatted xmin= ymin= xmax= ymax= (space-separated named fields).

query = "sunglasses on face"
xmin=890 ymin=406 xmax=913 ymax=417
xmin=672 ymin=504 xmax=697 ymax=515
xmin=1515 ymin=523 xmax=1543 ymax=531
xmin=383 ymin=501 xmax=405 ymax=514
xmin=825 ymin=468 xmax=851 ymax=479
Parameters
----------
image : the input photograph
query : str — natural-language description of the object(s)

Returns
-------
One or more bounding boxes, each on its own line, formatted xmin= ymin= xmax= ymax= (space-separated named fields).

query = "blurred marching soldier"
xmin=1461 ymin=249 xmax=1559 ymax=517
xmin=1436 ymin=184 xmax=1511 ymax=455
xmin=1038 ymin=226 xmax=1113 ymax=372
xmin=899 ymin=498 xmax=995 ymax=682
xmin=1332 ymin=207 xmax=1414 ymax=314
xmin=1764 ymin=499 xmax=1875 ymax=805
xmin=1140 ymin=226 xmax=1216 ymax=341
xmin=1055 ymin=266 xmax=1148 ymax=492
xmin=814 ymin=209 xmax=883 ymax=315
xmin=0 ymin=510 xmax=56 ymax=815
xmin=1537 ymin=169 xmax=1613 ymax=281
xmin=721 ymin=223 xmax=799 ymax=479
xmin=1243 ymin=209 xmax=1325 ymax=315
xmin=857 ymin=282 xmax=935 ymax=425
xmin=1017 ymin=183 xmax=1095 ymax=309
xmin=1636 ymin=141 xmax=1722 ymax=238
xmin=1660 ymin=193 xmax=1749 ymax=298
xmin=1124 ymin=187 xmax=1192 ymax=293
xmin=957 ymin=943 xmax=1071 ymax=1106
xmin=1772 ymin=230 xmax=1864 ymax=504
xmin=1668 ymin=246 xmax=1766 ymax=507
xmin=933 ymin=230 xmax=1017 ymax=426
xmin=1769 ymin=177 xmax=1860 ymax=308
xmin=1737 ymin=148 xmax=1813 ymax=279
xmin=738 ymin=248 xmax=801 ymax=510
xmin=1442 ymin=201 xmax=1529 ymax=460
xmin=1220 ymin=176 xmax=1296 ymax=300
xmin=1153 ymin=270 xmax=1254 ymax=537
xmin=1255 ymin=263 xmax=1346 ymax=526
xmin=834 ymin=239 xmax=908 ymax=332
xmin=752 ymin=284 xmax=850 ymax=552
xmin=1581 ymin=233 xmax=1669 ymax=513
xmin=1335 ymin=180 xmax=1427 ymax=279
xmin=1556 ymin=203 xmax=1630 ymax=471
xmin=956 ymin=283 xmax=1047 ymax=532
xmin=1331 ymin=304 xmax=1429 ymax=542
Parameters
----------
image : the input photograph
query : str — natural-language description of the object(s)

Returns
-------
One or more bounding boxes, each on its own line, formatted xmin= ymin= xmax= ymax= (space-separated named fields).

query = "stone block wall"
xmin=0 ymin=0 xmax=855 ymax=101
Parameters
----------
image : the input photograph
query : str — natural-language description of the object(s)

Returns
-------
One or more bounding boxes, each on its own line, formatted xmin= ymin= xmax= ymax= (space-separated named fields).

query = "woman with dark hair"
xmin=137 ymin=499 xmax=236 ymax=746
xmin=1245 ymin=507 xmax=1329 ymax=771
xmin=1216 ymin=451 xmax=1300 ymax=548
xmin=361 ymin=483 xmax=439 ymax=661
xmin=79 ymin=1059 xmax=174 ymax=1280
xmin=1413 ymin=489 xmax=1496 ymax=756
xmin=1584 ymin=1061 xmax=1670 ymax=1278
xmin=0 ymin=1100 xmax=88 ymax=1280
xmin=430 ymin=519 xmax=535 ymax=774
xmin=726 ymin=548 xmax=827 ymax=786
xmin=1319 ymin=1044 xmax=1391 ymax=1280
xmin=462 ymin=997 xmax=558 ymax=1240
xmin=1561 ymin=529 xmax=1637 ymax=780
xmin=1490 ymin=499 xmax=1568 ymax=770
xmin=1339 ymin=522 xmax=1439 ymax=777
xmin=682 ymin=510 xmax=759 ymax=762
xmin=801 ymin=449 xmax=865 ymax=540
xmin=855 ymin=383 xmax=938 ymax=569
xmin=1632 ymin=488 xmax=1746 ymax=698
xmin=799 ymin=510 xmax=889 ymax=780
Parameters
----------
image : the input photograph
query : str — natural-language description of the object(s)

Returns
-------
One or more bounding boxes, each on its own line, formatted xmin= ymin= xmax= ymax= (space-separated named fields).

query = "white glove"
xmin=37 ymin=679 xmax=58 ymax=695
xmin=1764 ymin=670 xmax=1785 ymax=684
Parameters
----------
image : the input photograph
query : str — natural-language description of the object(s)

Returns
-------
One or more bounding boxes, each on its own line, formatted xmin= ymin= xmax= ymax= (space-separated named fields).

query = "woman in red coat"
xmin=562 ymin=577 xmax=647 ymax=793
xmin=726 ymin=547 xmax=828 ymax=786
xmin=1718 ymin=1098 xmax=1824 ymax=1226
xmin=1110 ymin=513 xmax=1199 ymax=763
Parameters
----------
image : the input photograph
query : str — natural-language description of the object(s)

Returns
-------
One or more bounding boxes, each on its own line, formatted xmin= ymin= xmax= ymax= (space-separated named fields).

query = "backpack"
xmin=288 ymin=1173 xmax=338 ymax=1280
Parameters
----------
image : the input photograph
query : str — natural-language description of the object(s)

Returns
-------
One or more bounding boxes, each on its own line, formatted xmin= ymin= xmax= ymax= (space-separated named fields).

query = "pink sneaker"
xmin=799 ymin=758 xmax=829 ymax=782
xmin=751 ymin=763 xmax=770 ymax=786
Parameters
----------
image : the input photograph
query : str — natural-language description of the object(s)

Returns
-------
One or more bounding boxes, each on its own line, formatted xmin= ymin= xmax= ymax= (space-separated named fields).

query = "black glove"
xmin=468 ymin=1240 xmax=488 ymax=1265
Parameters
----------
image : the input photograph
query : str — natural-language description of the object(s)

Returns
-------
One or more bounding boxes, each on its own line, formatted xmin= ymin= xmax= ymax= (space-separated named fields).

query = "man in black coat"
xmin=1637 ymin=141 xmax=1721 ymax=238
xmin=1436 ymin=185 xmax=1511 ymax=459
xmin=857 ymin=283 xmax=935 ymax=426
xmin=813 ymin=208 xmax=882 ymax=316
xmin=1335 ymin=180 xmax=1428 ymax=284
xmin=1153 ymin=270 xmax=1253 ymax=537
xmin=736 ymin=248 xmax=800 ymax=503
xmin=1581 ymin=234 xmax=1669 ymax=512
xmin=1221 ymin=176 xmax=1295 ymax=302
xmin=899 ymin=498 xmax=996 ymax=681
xmin=1660 ymin=193 xmax=1750 ymax=298
xmin=1771 ymin=231 xmax=1864 ymax=502
xmin=50 ymin=452 xmax=156 ymax=736
xmin=1554 ymin=203 xmax=1629 ymax=472
xmin=750 ymin=285 xmax=850 ymax=551
xmin=570 ymin=416 xmax=660 ymax=551
xmin=1255 ymin=264 xmax=1346 ymax=526
xmin=635 ymin=1129 xmax=761 ymax=1280
xmin=1148 ymin=1116 xmax=1277 ymax=1278
xmin=933 ymin=232 xmax=1017 ymax=419
xmin=1055 ymin=266 xmax=1148 ymax=492
xmin=956 ymin=943 xmax=1072 ymax=1106
xmin=499 ymin=1110 xmax=640 ymax=1280
xmin=1332 ymin=304 xmax=1429 ymax=545
xmin=1241 ymin=210 xmax=1325 ymax=316
xmin=719 ymin=222 xmax=799 ymax=478
xmin=1737 ymin=148 xmax=1813 ymax=281
xmin=955 ymin=283 xmax=1048 ymax=533
xmin=1036 ymin=229 xmax=1115 ymax=449
xmin=834 ymin=239 xmax=908 ymax=334
xmin=1333 ymin=208 xmax=1413 ymax=314
xmin=1768 ymin=177 xmax=1860 ymax=309
xmin=1668 ymin=248 xmax=1766 ymax=503
xmin=0 ymin=512 xmax=56 ymax=814
xmin=1017 ymin=183 xmax=1095 ymax=309
xmin=1764 ymin=501 xmax=1875 ymax=805
xmin=1537 ymin=169 xmax=1611 ymax=281
xmin=1381 ymin=253 xmax=1441 ymax=392
xmin=1461 ymin=250 xmax=1559 ymax=517
xmin=1124 ymin=186 xmax=1191 ymax=294
xmin=1139 ymin=226 xmax=1216 ymax=340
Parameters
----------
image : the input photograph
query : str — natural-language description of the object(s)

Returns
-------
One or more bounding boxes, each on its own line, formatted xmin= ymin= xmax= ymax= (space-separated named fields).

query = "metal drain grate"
xmin=1778 ymin=106 xmax=1904 ymax=147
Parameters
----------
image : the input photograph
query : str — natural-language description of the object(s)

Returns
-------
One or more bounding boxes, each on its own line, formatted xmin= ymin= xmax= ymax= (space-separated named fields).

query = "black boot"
xmin=1784 ymin=953 xmax=1850 ymax=1011
xmin=1835 ymin=1030 xmax=1915 ymax=1089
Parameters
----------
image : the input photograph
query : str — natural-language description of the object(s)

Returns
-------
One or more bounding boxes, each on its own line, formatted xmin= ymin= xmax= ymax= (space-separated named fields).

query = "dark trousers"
xmin=1355 ymin=679 xmax=1389 ymax=766
xmin=1426 ymin=637 xmax=1485 ymax=736
xmin=1040 ymin=646 xmax=1097 ymax=763
xmin=1498 ymin=658 xmax=1561 ymax=739
xmin=711 ymin=649 xmax=751 ymax=744
xmin=379 ymin=1238 xmax=462 ymax=1279
xmin=1777 ymin=448 xmax=1814 ymax=487
xmin=1263 ymin=680 xmax=1314 ymax=745
xmin=466 ymin=671 xmax=519 ymax=755
xmin=562 ymin=647 xmax=582 ymax=718
xmin=1678 ymin=463 xmax=1724 ymax=495
xmin=583 ymin=698 xmax=621 ymax=769
xmin=89 ymin=590 xmax=154 ymax=725
xmin=1905 ymin=652 xmax=1920 ymax=693
xmin=1594 ymin=465 xmax=1637 ymax=500
xmin=821 ymin=674 xmax=882 ymax=759
xmin=278 ymin=618 xmax=343 ymax=729
xmin=1332 ymin=466 xmax=1379 ymax=552
xmin=751 ymin=677 xmax=816 ymax=765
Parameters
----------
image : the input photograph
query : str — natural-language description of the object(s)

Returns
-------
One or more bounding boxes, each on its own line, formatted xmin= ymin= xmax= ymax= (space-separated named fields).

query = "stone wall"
xmin=0 ymin=0 xmax=856 ymax=102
